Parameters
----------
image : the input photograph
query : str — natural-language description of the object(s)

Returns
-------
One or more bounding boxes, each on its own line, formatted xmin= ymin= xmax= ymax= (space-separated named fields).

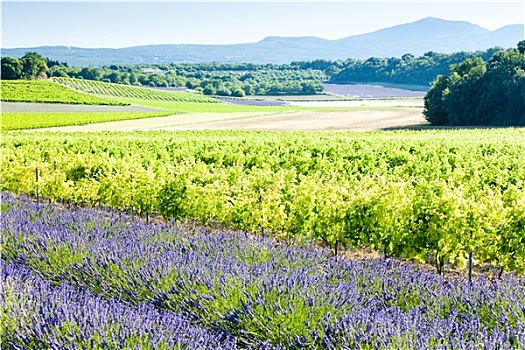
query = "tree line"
xmin=317 ymin=48 xmax=502 ymax=87
xmin=424 ymin=41 xmax=525 ymax=127
xmin=2 ymin=47 xmax=505 ymax=96
xmin=1 ymin=55 xmax=325 ymax=96
xmin=1 ymin=52 xmax=53 ymax=80
xmin=3 ymin=45 xmax=523 ymax=124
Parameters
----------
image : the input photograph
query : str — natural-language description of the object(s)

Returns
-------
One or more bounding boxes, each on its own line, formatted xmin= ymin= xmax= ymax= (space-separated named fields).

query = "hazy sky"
xmin=2 ymin=1 xmax=524 ymax=48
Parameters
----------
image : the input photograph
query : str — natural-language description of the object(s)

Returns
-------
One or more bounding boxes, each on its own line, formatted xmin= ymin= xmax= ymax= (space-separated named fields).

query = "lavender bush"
xmin=1 ymin=262 xmax=241 ymax=349
xmin=2 ymin=193 xmax=524 ymax=349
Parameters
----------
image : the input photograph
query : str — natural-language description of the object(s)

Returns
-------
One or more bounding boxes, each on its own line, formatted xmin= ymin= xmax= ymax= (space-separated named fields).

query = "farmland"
xmin=2 ymin=193 xmax=524 ymax=349
xmin=322 ymin=83 xmax=427 ymax=98
xmin=51 ymin=77 xmax=221 ymax=103
xmin=2 ymin=61 xmax=524 ymax=349
xmin=0 ymin=80 xmax=183 ymax=130
xmin=0 ymin=80 xmax=125 ymax=105
xmin=2 ymin=129 xmax=524 ymax=276
xmin=1 ymin=111 xmax=173 ymax=131
xmin=2 ymin=79 xmax=427 ymax=131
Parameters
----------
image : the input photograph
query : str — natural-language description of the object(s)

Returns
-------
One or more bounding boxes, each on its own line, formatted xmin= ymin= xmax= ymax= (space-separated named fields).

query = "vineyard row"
xmin=2 ymin=129 xmax=524 ymax=274
xmin=51 ymin=77 xmax=220 ymax=103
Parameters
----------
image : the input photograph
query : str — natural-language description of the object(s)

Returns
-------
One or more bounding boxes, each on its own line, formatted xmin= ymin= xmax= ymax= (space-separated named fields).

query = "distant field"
xmin=0 ymin=80 xmax=125 ymax=105
xmin=113 ymin=97 xmax=297 ymax=113
xmin=2 ymin=111 xmax=172 ymax=131
xmin=290 ymin=99 xmax=424 ymax=108
xmin=1 ymin=102 xmax=165 ymax=113
xmin=51 ymin=77 xmax=220 ymax=103
xmin=156 ymin=109 xmax=428 ymax=132
xmin=115 ymin=96 xmax=421 ymax=113
xmin=322 ymin=83 xmax=427 ymax=98
xmin=29 ymin=108 xmax=428 ymax=132
xmin=3 ymin=79 xmax=426 ymax=131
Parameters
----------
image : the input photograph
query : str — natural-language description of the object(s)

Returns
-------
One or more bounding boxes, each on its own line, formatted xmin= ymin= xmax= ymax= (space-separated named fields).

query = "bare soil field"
xmin=31 ymin=112 xmax=278 ymax=132
xmin=33 ymin=108 xmax=429 ymax=132
xmin=164 ymin=109 xmax=428 ymax=131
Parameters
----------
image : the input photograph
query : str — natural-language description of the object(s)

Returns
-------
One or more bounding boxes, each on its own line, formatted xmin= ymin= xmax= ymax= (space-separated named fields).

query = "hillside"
xmin=0 ymin=80 xmax=125 ymax=105
xmin=2 ymin=17 xmax=523 ymax=66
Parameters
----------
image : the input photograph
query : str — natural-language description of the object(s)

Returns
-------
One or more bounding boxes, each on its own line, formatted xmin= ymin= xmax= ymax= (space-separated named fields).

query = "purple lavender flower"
xmin=2 ymin=192 xmax=524 ymax=349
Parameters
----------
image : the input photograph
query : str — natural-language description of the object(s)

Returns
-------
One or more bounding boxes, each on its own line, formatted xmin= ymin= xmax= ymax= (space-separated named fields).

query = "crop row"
xmin=1 ymin=111 xmax=172 ymax=131
xmin=2 ymin=262 xmax=242 ymax=350
xmin=0 ymin=80 xmax=124 ymax=105
xmin=51 ymin=77 xmax=221 ymax=103
xmin=2 ymin=193 xmax=524 ymax=349
xmin=1 ymin=129 xmax=524 ymax=274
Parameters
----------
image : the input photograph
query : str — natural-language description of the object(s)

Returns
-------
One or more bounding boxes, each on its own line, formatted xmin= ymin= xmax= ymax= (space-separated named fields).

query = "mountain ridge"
xmin=2 ymin=17 xmax=523 ymax=66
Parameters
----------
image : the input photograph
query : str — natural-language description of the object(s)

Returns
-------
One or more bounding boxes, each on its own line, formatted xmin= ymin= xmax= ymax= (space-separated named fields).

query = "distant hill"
xmin=2 ymin=17 xmax=523 ymax=66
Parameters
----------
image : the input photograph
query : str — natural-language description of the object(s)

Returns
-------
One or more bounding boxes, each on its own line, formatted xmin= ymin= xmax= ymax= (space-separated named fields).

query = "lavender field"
xmin=218 ymin=97 xmax=290 ymax=106
xmin=322 ymin=83 xmax=427 ymax=98
xmin=2 ymin=193 xmax=524 ymax=349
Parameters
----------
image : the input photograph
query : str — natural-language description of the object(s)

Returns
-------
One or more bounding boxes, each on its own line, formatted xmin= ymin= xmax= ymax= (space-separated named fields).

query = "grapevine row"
xmin=2 ymin=111 xmax=172 ymax=131
xmin=51 ymin=77 xmax=220 ymax=103
xmin=4 ymin=194 xmax=523 ymax=348
xmin=1 ymin=129 xmax=524 ymax=274
xmin=0 ymin=80 xmax=123 ymax=105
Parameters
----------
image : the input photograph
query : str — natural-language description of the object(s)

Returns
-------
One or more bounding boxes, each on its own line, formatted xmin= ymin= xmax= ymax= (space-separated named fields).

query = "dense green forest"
xmin=325 ymin=48 xmax=502 ymax=87
xmin=424 ymin=41 xmax=525 ymax=127
xmin=2 ymin=47 xmax=508 ymax=96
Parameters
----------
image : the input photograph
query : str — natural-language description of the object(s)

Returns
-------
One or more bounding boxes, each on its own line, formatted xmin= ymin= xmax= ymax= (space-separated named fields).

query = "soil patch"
xmin=31 ymin=112 xmax=277 ymax=132
xmin=163 ymin=109 xmax=428 ymax=131
xmin=28 ymin=108 xmax=429 ymax=132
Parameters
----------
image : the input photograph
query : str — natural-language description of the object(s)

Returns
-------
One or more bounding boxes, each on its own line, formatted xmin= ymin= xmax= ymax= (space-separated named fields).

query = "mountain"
xmin=2 ymin=17 xmax=523 ymax=66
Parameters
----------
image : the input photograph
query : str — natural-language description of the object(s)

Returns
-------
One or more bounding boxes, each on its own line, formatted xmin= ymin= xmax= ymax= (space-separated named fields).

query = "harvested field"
xmin=164 ymin=109 xmax=428 ymax=131
xmin=31 ymin=112 xmax=278 ymax=132
xmin=32 ymin=108 xmax=428 ymax=132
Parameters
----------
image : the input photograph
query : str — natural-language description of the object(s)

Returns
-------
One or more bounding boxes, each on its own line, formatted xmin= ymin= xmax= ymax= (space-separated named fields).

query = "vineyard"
xmin=2 ymin=129 xmax=524 ymax=275
xmin=2 ymin=193 xmax=524 ymax=349
xmin=51 ymin=77 xmax=221 ymax=103
xmin=0 ymin=80 xmax=125 ymax=105
xmin=1 ymin=111 xmax=173 ymax=131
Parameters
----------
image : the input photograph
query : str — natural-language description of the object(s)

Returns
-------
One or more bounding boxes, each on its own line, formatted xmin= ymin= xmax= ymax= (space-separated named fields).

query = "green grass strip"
xmin=1 ymin=112 xmax=173 ymax=131
xmin=0 ymin=80 xmax=125 ymax=106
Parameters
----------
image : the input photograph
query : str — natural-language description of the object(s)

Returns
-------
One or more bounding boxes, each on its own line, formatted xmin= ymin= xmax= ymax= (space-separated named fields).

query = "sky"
xmin=2 ymin=1 xmax=524 ymax=49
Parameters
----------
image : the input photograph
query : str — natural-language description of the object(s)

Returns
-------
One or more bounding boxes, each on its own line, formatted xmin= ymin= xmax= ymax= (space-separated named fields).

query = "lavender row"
xmin=218 ymin=97 xmax=290 ymax=106
xmin=322 ymin=83 xmax=427 ymax=98
xmin=1 ymin=262 xmax=244 ymax=350
xmin=2 ymin=193 xmax=524 ymax=349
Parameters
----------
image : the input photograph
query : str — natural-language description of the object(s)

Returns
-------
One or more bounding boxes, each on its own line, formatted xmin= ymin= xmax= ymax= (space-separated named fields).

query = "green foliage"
xmin=0 ymin=80 xmax=124 ymax=105
xmin=202 ymin=84 xmax=217 ymax=96
xmin=1 ymin=111 xmax=172 ymax=131
xmin=44 ymin=61 xmax=328 ymax=96
xmin=1 ymin=57 xmax=23 ymax=79
xmin=2 ymin=47 xmax=508 ymax=98
xmin=518 ymin=40 xmax=525 ymax=55
xmin=424 ymin=43 xmax=525 ymax=126
xmin=21 ymin=52 xmax=49 ymax=79
xmin=1 ymin=52 xmax=49 ymax=80
xmin=329 ymin=47 xmax=501 ymax=87
xmin=423 ymin=76 xmax=449 ymax=125
xmin=2 ymin=129 xmax=524 ymax=274
xmin=51 ymin=77 xmax=220 ymax=103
